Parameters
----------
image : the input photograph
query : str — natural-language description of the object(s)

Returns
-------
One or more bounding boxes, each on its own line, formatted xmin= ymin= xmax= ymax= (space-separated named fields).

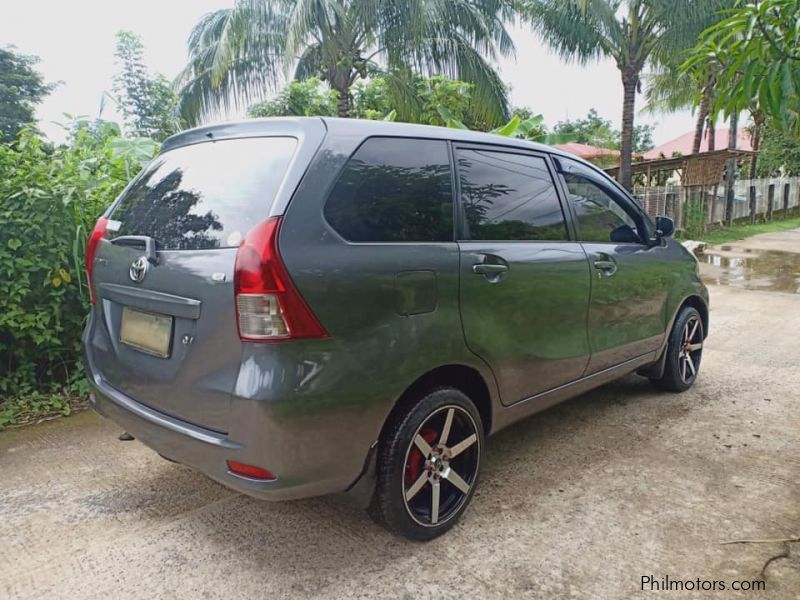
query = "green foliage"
xmin=683 ymin=0 xmax=800 ymax=127
xmin=355 ymin=76 xmax=476 ymax=126
xmin=249 ymin=78 xmax=337 ymax=118
xmin=0 ymin=46 xmax=55 ymax=144
xmin=0 ymin=122 xmax=158 ymax=424
xmin=554 ymin=109 xmax=618 ymax=148
xmin=436 ymin=106 xmax=576 ymax=146
xmin=113 ymin=31 xmax=182 ymax=142
xmin=176 ymin=0 xmax=513 ymax=126
xmin=755 ymin=118 xmax=800 ymax=177
xmin=554 ymin=109 xmax=654 ymax=154
xmin=249 ymin=75 xmax=481 ymax=127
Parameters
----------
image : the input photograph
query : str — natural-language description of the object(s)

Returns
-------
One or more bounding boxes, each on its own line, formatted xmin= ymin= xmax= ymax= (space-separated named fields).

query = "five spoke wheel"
xmin=678 ymin=316 xmax=703 ymax=384
xmin=402 ymin=405 xmax=480 ymax=527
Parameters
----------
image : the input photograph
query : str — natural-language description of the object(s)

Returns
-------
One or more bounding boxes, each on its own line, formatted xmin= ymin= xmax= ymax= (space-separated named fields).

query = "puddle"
xmin=701 ymin=250 xmax=800 ymax=294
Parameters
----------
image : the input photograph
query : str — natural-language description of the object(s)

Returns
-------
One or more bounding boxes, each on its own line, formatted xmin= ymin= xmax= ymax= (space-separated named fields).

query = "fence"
xmin=633 ymin=176 xmax=800 ymax=233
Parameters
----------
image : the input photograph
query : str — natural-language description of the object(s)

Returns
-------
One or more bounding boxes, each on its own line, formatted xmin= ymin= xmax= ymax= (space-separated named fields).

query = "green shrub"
xmin=0 ymin=122 xmax=157 ymax=426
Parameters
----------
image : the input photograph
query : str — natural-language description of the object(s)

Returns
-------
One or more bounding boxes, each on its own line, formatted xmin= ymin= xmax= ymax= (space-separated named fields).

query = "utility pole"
xmin=724 ymin=112 xmax=738 ymax=226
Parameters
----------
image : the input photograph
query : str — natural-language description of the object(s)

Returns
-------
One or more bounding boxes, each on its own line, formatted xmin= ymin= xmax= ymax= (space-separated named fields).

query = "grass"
xmin=681 ymin=214 xmax=800 ymax=247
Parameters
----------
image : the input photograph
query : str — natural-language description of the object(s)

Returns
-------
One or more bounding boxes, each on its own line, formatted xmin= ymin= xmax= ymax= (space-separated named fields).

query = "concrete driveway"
xmin=2 ymin=230 xmax=799 ymax=599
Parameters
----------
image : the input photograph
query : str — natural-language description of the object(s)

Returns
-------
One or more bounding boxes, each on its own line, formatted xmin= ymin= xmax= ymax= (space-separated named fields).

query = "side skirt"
xmin=491 ymin=351 xmax=658 ymax=434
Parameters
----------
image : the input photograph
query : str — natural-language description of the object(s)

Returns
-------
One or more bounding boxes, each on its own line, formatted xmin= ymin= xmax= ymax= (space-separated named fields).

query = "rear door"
xmin=554 ymin=156 xmax=668 ymax=373
xmin=455 ymin=145 xmax=592 ymax=406
xmin=86 ymin=135 xmax=300 ymax=432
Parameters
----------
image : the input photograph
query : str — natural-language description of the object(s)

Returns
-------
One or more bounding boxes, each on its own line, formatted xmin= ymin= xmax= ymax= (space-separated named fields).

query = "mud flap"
xmin=636 ymin=343 xmax=669 ymax=380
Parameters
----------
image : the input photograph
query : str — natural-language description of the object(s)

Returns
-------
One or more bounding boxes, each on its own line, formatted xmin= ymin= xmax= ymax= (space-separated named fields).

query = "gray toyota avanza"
xmin=83 ymin=117 xmax=709 ymax=540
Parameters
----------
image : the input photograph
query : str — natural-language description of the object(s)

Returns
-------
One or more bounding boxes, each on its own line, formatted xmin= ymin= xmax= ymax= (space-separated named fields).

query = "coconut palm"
xmin=644 ymin=66 xmax=717 ymax=155
xmin=176 ymin=0 xmax=514 ymax=127
xmin=517 ymin=0 xmax=727 ymax=190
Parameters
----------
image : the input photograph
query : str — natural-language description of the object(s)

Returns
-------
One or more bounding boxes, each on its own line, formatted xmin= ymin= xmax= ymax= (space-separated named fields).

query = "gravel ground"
xmin=2 ymin=230 xmax=799 ymax=599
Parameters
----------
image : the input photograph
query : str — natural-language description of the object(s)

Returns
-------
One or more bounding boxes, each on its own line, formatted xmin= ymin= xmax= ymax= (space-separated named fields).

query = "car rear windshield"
xmin=111 ymin=137 xmax=297 ymax=250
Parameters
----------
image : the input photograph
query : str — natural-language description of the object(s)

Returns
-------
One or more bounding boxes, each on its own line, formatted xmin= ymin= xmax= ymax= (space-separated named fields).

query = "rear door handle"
xmin=593 ymin=259 xmax=617 ymax=276
xmin=472 ymin=263 xmax=509 ymax=275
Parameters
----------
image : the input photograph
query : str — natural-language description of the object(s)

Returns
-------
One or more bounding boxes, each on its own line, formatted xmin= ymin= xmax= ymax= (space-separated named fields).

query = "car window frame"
xmin=552 ymin=155 xmax=652 ymax=245
xmin=451 ymin=142 xmax=576 ymax=243
xmin=320 ymin=135 xmax=458 ymax=245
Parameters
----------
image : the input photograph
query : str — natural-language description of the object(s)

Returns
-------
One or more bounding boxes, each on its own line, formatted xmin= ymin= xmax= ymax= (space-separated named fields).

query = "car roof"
xmin=162 ymin=116 xmax=582 ymax=163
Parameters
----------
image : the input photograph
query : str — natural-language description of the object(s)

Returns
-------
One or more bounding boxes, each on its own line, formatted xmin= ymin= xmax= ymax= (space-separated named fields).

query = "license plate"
xmin=120 ymin=307 xmax=173 ymax=358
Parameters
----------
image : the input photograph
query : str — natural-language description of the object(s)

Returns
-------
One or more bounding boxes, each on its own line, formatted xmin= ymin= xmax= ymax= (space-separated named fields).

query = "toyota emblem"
xmin=129 ymin=256 xmax=149 ymax=283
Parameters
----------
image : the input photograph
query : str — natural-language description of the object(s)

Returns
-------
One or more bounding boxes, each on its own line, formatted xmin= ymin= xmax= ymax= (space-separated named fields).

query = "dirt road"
xmin=2 ymin=230 xmax=799 ymax=599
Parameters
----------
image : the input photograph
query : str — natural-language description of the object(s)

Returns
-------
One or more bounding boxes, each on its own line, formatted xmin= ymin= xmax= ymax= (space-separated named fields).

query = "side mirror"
xmin=609 ymin=224 xmax=640 ymax=244
xmin=655 ymin=216 xmax=675 ymax=239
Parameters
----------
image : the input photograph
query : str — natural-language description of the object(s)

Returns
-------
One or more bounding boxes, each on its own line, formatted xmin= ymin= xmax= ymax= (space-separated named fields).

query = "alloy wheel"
xmin=402 ymin=405 xmax=480 ymax=527
xmin=678 ymin=316 xmax=703 ymax=383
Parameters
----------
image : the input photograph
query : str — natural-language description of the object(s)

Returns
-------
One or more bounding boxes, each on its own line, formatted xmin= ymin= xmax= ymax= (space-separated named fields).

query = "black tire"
xmin=651 ymin=306 xmax=704 ymax=392
xmin=368 ymin=387 xmax=484 ymax=541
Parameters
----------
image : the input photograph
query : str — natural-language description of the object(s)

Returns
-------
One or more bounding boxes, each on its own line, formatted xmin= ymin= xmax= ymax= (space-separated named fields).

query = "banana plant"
xmin=436 ymin=107 xmax=575 ymax=145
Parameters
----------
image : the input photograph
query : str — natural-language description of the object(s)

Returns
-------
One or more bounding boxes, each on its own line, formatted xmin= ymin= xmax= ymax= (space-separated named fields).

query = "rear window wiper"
xmin=111 ymin=235 xmax=159 ymax=265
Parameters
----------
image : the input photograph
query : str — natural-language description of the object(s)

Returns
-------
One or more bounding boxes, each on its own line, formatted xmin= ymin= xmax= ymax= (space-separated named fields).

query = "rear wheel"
xmin=369 ymin=388 xmax=483 ymax=541
xmin=651 ymin=306 xmax=704 ymax=392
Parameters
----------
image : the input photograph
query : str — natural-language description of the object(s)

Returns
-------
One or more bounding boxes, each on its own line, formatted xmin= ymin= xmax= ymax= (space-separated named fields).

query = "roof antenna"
xmin=206 ymin=131 xmax=214 ymax=139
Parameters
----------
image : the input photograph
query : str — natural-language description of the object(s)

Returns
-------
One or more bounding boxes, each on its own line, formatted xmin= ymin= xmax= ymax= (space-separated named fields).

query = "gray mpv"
xmin=83 ymin=117 xmax=709 ymax=540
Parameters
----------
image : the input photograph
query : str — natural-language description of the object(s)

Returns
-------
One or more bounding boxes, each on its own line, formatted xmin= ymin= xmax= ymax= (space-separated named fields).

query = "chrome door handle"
xmin=593 ymin=259 xmax=617 ymax=276
xmin=472 ymin=263 xmax=509 ymax=275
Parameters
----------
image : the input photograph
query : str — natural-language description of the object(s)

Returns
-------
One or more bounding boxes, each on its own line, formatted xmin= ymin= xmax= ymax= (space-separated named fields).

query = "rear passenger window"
xmin=455 ymin=149 xmax=568 ymax=241
xmin=324 ymin=138 xmax=454 ymax=242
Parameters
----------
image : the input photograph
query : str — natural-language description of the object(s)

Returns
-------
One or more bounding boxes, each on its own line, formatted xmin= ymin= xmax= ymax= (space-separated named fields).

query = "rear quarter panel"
xmin=260 ymin=128 xmax=498 ymax=488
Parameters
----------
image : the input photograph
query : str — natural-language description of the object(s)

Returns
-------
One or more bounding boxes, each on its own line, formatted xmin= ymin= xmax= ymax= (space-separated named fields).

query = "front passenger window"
xmin=561 ymin=173 xmax=639 ymax=243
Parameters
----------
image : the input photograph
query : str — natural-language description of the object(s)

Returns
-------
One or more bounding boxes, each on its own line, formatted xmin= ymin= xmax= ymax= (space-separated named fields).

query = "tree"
xmin=554 ymin=109 xmax=617 ymax=148
xmin=0 ymin=46 xmax=54 ymax=143
xmin=250 ymin=75 xmax=487 ymax=128
xmin=354 ymin=75 xmax=477 ymax=126
xmin=755 ymin=117 xmax=800 ymax=177
xmin=176 ymin=0 xmax=514 ymax=126
xmin=113 ymin=31 xmax=181 ymax=142
xmin=683 ymin=0 xmax=800 ymax=130
xmin=518 ymin=0 xmax=727 ymax=190
xmin=249 ymin=78 xmax=337 ymax=117
xmin=554 ymin=108 xmax=654 ymax=153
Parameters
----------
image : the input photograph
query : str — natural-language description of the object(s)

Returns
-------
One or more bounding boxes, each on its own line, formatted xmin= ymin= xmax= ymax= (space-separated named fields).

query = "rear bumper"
xmin=88 ymin=373 xmax=361 ymax=501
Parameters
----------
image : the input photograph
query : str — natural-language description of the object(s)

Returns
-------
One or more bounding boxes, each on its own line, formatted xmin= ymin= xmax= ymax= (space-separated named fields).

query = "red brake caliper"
xmin=404 ymin=429 xmax=438 ymax=485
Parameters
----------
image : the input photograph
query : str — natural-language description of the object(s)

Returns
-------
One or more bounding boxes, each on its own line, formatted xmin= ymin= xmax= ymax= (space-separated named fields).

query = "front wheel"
xmin=651 ymin=306 xmax=704 ymax=392
xmin=368 ymin=388 xmax=484 ymax=541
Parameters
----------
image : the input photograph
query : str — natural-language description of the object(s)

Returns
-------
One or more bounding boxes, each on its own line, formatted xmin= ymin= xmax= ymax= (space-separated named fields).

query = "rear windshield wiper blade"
xmin=111 ymin=235 xmax=159 ymax=265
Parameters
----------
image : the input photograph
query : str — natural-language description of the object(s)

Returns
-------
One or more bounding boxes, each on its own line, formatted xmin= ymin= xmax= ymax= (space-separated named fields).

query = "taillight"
xmin=85 ymin=217 xmax=109 ymax=304
xmin=233 ymin=216 xmax=328 ymax=342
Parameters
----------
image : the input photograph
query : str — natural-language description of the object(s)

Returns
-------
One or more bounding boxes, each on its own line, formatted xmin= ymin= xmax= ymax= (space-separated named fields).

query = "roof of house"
xmin=643 ymin=128 xmax=753 ymax=160
xmin=552 ymin=142 xmax=623 ymax=160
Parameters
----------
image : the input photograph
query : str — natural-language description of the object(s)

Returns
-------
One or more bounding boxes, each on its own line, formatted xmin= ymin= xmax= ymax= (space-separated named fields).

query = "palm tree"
xmin=518 ymin=0 xmax=727 ymax=190
xmin=644 ymin=66 xmax=717 ymax=155
xmin=176 ymin=0 xmax=514 ymax=127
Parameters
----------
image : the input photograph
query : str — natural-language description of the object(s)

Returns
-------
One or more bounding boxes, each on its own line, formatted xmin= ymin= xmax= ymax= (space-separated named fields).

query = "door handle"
xmin=593 ymin=259 xmax=617 ymax=277
xmin=472 ymin=263 xmax=509 ymax=275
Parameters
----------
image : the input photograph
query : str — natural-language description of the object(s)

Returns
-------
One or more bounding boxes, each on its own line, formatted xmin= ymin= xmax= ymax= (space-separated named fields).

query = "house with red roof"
xmin=643 ymin=129 xmax=753 ymax=160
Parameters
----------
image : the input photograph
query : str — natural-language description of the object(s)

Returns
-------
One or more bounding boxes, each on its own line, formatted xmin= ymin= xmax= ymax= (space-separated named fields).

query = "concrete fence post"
xmin=767 ymin=184 xmax=775 ymax=221
xmin=784 ymin=183 xmax=791 ymax=218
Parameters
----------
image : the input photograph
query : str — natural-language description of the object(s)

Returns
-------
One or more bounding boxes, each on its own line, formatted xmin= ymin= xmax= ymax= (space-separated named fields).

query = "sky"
xmin=1 ymin=1 xmax=696 ymax=146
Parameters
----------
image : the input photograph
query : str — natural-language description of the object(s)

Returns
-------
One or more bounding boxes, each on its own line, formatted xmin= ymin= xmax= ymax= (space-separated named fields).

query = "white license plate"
xmin=120 ymin=307 xmax=173 ymax=358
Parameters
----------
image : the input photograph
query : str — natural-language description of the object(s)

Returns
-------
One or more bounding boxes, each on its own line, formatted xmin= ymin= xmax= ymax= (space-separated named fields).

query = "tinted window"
xmin=112 ymin=137 xmax=297 ymax=250
xmin=561 ymin=172 xmax=639 ymax=243
xmin=456 ymin=149 xmax=568 ymax=241
xmin=324 ymin=138 xmax=453 ymax=242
